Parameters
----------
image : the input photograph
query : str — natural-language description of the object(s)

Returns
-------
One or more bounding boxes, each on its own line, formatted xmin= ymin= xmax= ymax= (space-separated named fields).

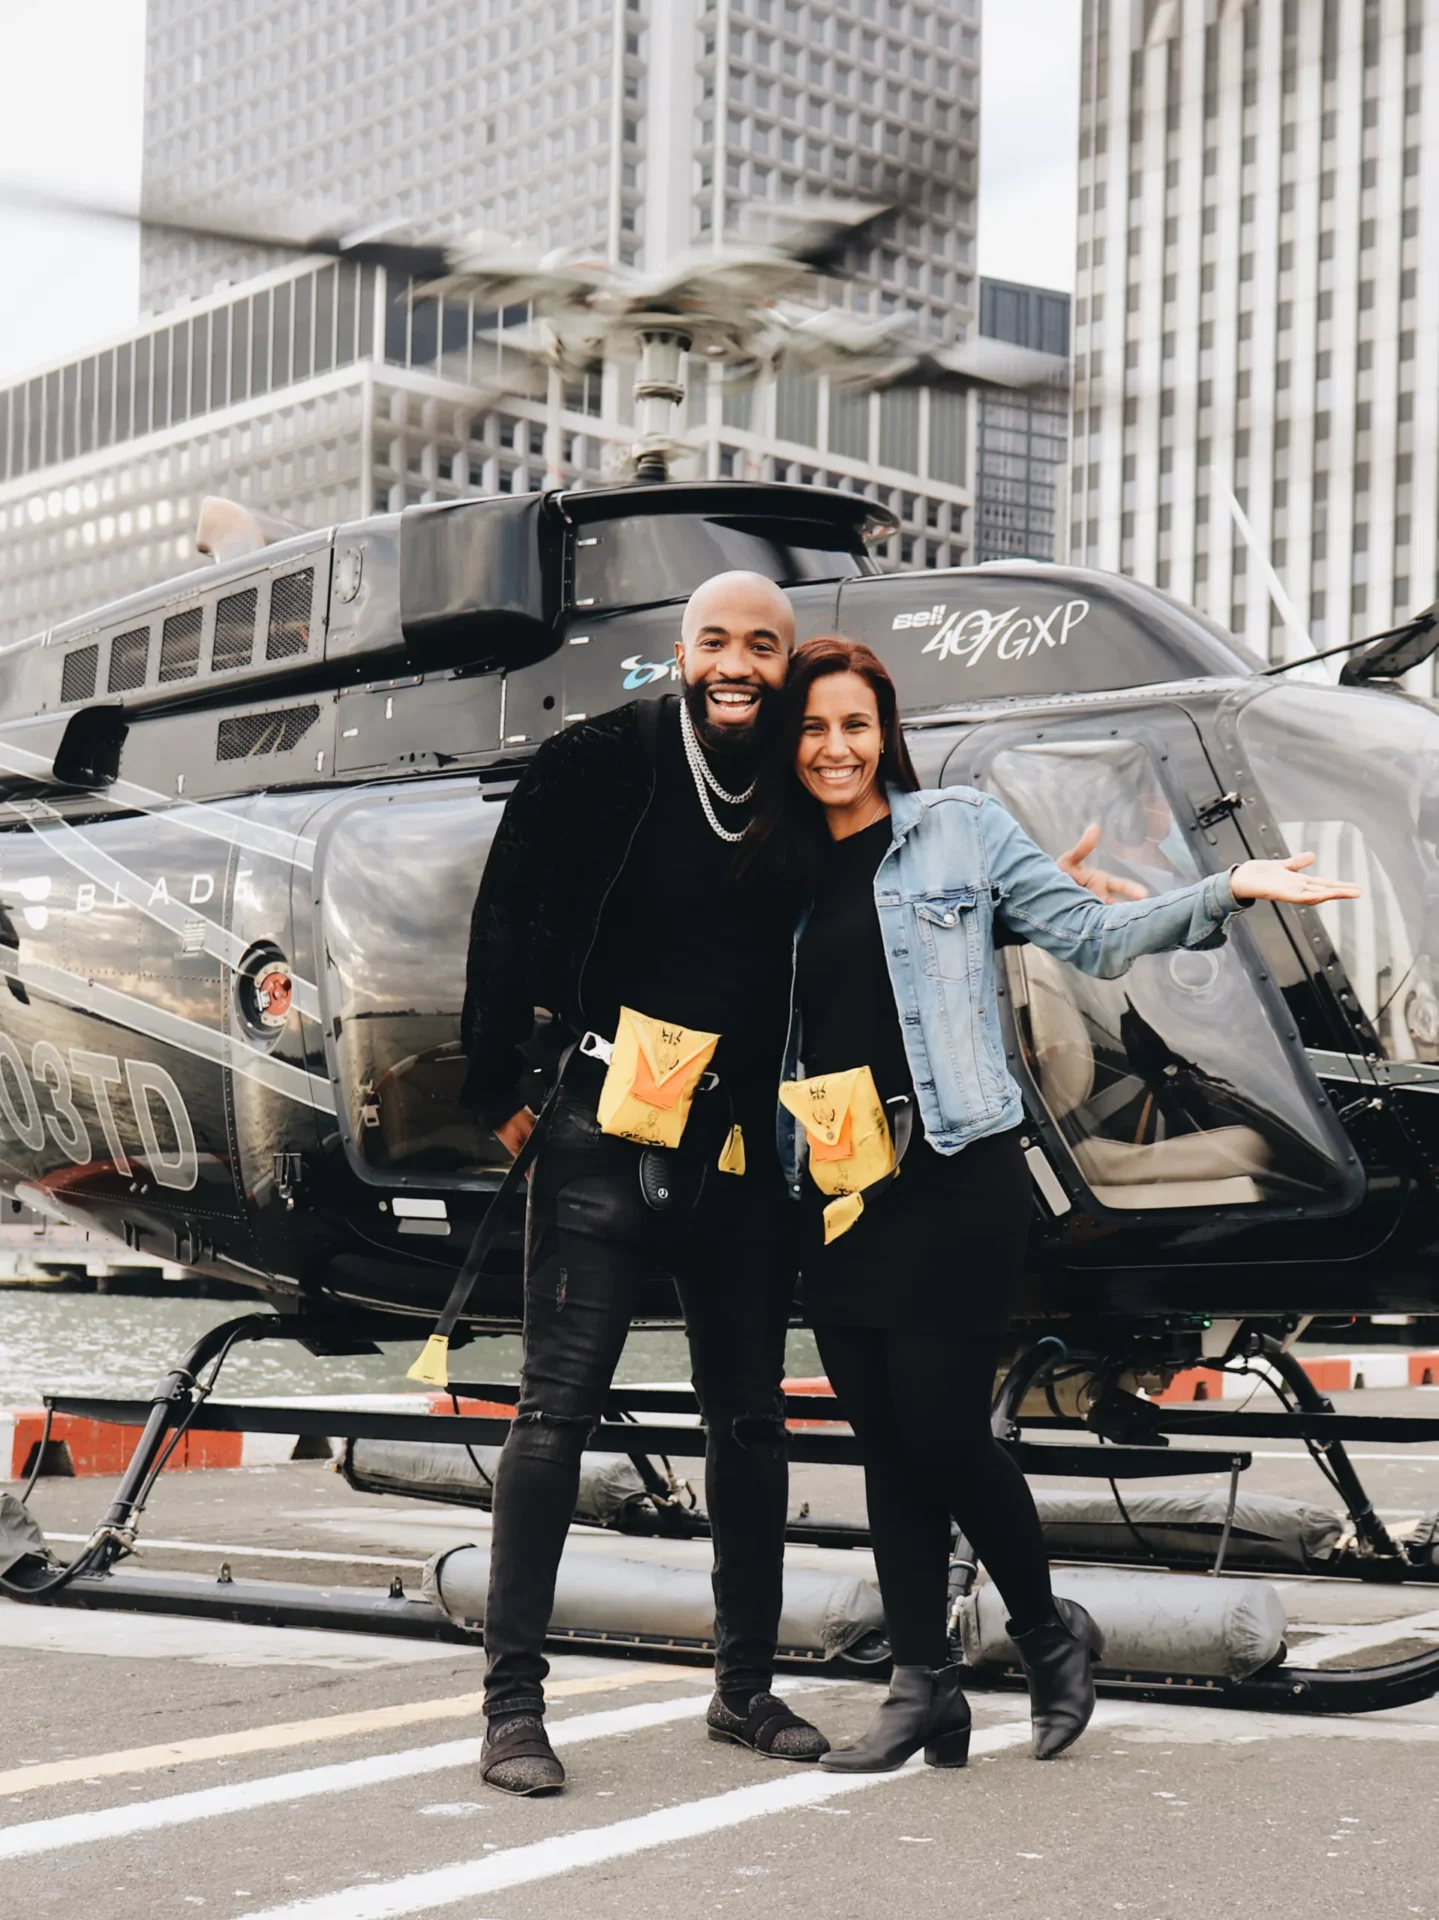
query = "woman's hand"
xmin=494 ymin=1106 xmax=537 ymax=1158
xmin=1058 ymin=823 xmax=1150 ymax=903
xmin=1229 ymin=853 xmax=1362 ymax=905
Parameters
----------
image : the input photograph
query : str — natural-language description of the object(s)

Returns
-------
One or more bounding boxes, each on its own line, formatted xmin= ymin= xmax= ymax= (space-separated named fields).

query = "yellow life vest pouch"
xmin=595 ymin=1006 xmax=721 ymax=1149
xmin=779 ymin=1066 xmax=899 ymax=1243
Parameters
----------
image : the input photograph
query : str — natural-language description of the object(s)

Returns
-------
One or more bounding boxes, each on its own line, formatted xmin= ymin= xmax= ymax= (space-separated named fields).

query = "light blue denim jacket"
xmin=778 ymin=783 xmax=1245 ymax=1184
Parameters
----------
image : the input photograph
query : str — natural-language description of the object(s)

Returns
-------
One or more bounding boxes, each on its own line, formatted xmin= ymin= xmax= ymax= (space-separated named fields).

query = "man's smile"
xmin=706 ymin=683 xmax=762 ymax=717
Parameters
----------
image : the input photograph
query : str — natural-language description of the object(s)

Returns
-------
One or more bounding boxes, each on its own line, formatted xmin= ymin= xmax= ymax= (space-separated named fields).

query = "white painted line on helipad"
xmin=0 ymin=1691 xmax=722 ymax=1862
xmin=230 ymin=1720 xmax=1036 ymax=1920
xmin=0 ymin=1606 xmax=461 ymax=1670
xmin=1285 ymin=1606 xmax=1439 ymax=1667
xmin=0 ymin=1666 xmax=697 ymax=1800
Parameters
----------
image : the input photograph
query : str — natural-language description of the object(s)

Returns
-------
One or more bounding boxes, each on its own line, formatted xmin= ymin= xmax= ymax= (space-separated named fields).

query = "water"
xmin=0 ymin=1290 xmax=823 ymax=1406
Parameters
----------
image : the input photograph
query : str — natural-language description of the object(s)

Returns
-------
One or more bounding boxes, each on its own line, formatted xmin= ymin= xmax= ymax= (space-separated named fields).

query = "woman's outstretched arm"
xmin=979 ymin=798 xmax=1358 ymax=980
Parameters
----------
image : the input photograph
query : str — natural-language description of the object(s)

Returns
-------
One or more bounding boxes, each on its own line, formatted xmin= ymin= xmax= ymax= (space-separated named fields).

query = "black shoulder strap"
xmin=635 ymin=693 xmax=669 ymax=768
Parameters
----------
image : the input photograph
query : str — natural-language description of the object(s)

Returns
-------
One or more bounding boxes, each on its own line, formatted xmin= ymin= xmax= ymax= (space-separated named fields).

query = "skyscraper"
xmin=0 ymin=0 xmax=985 ymax=645
xmin=1074 ymin=0 xmax=1435 ymax=681
xmin=975 ymin=275 xmax=1070 ymax=561
xmin=140 ymin=1 xmax=979 ymax=333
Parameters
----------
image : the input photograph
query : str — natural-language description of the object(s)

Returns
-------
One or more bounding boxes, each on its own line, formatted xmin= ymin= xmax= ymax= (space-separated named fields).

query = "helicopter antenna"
xmin=1210 ymin=466 xmax=1315 ymax=665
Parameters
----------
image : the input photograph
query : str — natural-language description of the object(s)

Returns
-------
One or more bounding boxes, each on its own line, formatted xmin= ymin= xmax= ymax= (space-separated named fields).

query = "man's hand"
xmin=1229 ymin=853 xmax=1362 ymax=906
xmin=494 ymin=1107 xmax=537 ymax=1159
xmin=1058 ymin=822 xmax=1150 ymax=903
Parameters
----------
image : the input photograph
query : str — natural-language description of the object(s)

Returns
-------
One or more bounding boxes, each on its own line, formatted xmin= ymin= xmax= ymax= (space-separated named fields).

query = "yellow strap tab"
xmin=405 ymin=1334 xmax=451 ymax=1388
xmin=823 ymin=1191 xmax=865 ymax=1244
xmin=717 ymin=1123 xmax=746 ymax=1176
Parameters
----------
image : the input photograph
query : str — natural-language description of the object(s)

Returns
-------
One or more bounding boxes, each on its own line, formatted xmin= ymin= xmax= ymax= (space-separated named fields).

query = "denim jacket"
xmin=778 ymin=783 xmax=1244 ymax=1185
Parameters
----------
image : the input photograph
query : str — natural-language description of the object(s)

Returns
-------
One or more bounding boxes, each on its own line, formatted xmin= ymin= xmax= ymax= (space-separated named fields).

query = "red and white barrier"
xmin=1149 ymin=1351 xmax=1439 ymax=1403
xmin=0 ymin=1393 xmax=426 ymax=1482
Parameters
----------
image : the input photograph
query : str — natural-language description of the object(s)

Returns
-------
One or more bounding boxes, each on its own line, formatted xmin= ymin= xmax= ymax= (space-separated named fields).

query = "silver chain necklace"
xmin=679 ymin=697 xmax=758 ymax=844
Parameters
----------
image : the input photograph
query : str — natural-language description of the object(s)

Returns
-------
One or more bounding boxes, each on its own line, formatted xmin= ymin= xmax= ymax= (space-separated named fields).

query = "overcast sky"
xmin=0 ymin=0 xmax=1079 ymax=386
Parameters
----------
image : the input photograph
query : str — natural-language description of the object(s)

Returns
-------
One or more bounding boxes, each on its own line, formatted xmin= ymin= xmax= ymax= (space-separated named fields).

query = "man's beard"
xmin=684 ymin=677 xmax=782 ymax=765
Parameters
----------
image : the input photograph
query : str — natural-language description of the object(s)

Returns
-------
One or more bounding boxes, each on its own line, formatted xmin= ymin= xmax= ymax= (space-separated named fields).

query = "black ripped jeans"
xmin=482 ymin=1086 xmax=796 ymax=1718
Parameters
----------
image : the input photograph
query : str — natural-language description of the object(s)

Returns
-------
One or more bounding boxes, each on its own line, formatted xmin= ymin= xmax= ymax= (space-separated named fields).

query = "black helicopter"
xmin=5 ymin=200 xmax=1439 ymax=1684
xmin=7 ymin=475 xmax=1439 ymax=1696
xmin=1 ymin=476 xmax=1436 ymax=1349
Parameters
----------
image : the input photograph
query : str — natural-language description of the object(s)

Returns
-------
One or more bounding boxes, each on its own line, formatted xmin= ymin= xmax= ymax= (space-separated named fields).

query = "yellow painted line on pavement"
xmin=0 ymin=1664 xmax=697 ymax=1799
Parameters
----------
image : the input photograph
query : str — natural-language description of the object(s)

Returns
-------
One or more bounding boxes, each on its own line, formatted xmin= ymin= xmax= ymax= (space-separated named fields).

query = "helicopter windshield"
xmin=1236 ymin=682 xmax=1439 ymax=1063
xmin=983 ymin=734 xmax=1349 ymax=1216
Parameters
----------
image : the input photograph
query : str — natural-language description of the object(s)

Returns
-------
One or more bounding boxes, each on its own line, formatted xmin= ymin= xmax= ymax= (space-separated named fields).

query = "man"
xmin=461 ymin=570 xmax=1135 ymax=1796
xmin=462 ymin=570 xmax=817 ymax=1796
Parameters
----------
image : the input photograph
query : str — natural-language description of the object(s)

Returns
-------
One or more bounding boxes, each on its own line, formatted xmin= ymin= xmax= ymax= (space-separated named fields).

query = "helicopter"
xmin=4 ymin=193 xmax=1439 ymax=1662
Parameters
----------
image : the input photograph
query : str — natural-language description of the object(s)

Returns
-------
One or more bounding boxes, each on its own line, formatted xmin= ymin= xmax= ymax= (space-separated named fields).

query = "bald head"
xmin=674 ymin=571 xmax=794 ymax=748
xmin=680 ymin=570 xmax=796 ymax=649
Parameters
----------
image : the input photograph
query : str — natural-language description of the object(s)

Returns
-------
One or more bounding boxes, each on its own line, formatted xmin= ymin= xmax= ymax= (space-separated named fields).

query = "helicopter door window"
xmin=1236 ymin=683 xmax=1439 ymax=1064
xmin=983 ymin=737 xmax=1349 ymax=1214
xmin=316 ymin=785 xmax=512 ymax=1180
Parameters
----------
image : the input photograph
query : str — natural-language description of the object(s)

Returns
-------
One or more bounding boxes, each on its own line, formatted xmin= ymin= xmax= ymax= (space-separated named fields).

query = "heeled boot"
xmin=818 ymin=1663 xmax=971 ymax=1774
xmin=1009 ymin=1596 xmax=1105 ymax=1759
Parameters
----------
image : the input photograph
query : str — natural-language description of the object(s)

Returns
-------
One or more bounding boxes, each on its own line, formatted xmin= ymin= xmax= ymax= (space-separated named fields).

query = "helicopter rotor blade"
xmin=0 ymin=178 xmax=456 ymax=282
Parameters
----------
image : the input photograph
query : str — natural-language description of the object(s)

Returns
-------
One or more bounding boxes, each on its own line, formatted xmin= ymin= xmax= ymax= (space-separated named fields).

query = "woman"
xmin=746 ymin=637 xmax=1360 ymax=1775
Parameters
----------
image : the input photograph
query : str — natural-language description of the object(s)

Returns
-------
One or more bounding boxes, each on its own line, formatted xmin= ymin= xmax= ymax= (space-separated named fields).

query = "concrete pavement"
xmin=3 ymin=1388 xmax=1438 ymax=1920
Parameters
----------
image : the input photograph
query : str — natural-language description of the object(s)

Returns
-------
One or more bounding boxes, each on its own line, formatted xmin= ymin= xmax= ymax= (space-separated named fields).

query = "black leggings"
xmin=815 ymin=1322 xmax=1055 ymax=1668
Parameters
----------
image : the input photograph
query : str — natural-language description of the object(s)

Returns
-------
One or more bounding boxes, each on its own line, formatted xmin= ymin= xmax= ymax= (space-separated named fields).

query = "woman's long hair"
xmin=741 ymin=636 xmax=920 ymax=895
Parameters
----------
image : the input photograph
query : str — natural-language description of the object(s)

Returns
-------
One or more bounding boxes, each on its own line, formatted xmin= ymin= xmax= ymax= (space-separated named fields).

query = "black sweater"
xmin=460 ymin=696 xmax=791 ymax=1127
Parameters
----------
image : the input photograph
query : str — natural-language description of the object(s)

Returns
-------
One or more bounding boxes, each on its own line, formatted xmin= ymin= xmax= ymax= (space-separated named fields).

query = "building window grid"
xmin=0 ymin=261 xmax=374 ymax=487
xmin=1082 ymin=0 xmax=1428 ymax=658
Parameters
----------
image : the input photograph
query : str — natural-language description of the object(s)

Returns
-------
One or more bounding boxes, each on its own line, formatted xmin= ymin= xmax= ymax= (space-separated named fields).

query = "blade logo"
xmin=892 ymin=598 xmax=1091 ymax=666
xmin=620 ymin=655 xmax=679 ymax=690
xmin=14 ymin=875 xmax=50 ymax=931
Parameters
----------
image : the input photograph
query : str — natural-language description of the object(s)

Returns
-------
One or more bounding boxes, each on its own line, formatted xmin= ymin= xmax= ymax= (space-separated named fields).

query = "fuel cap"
xmin=235 ymin=941 xmax=294 ymax=1044
xmin=255 ymin=967 xmax=293 ymax=1026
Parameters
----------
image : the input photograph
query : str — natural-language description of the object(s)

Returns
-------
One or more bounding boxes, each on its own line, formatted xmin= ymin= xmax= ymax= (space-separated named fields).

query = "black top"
xmin=794 ymin=808 xmax=1030 ymax=1333
xmin=582 ymin=701 xmax=794 ymax=1098
xmin=796 ymin=814 xmax=913 ymax=1103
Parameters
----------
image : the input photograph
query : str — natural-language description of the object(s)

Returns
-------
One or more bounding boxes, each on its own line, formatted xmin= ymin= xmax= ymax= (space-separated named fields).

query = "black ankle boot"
xmin=1009 ymin=1596 xmax=1105 ymax=1760
xmin=818 ymin=1664 xmax=971 ymax=1774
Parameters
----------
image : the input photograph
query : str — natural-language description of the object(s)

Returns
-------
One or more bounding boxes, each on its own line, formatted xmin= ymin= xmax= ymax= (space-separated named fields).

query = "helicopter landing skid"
xmin=960 ymin=1643 xmax=1439 ymax=1717
xmin=997 ymin=1329 xmax=1439 ymax=1585
xmin=5 ymin=1312 xmax=1438 ymax=1714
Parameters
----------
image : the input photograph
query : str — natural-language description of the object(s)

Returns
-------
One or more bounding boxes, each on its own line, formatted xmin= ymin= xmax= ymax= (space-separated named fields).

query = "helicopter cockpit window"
xmin=1236 ymin=683 xmax=1439 ymax=1063
xmin=984 ymin=737 xmax=1347 ymax=1213
xmin=317 ymin=788 xmax=510 ymax=1180
xmin=572 ymin=514 xmax=871 ymax=612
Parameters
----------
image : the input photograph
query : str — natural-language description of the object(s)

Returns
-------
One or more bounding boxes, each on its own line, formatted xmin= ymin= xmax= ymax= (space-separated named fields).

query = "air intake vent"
xmin=107 ymin=627 xmax=150 ymax=694
xmin=60 ymin=643 xmax=99 ymax=705
xmin=216 ymin=703 xmax=320 ymax=762
xmin=213 ymin=588 xmax=258 ymax=672
xmin=159 ymin=607 xmax=203 ymax=683
xmin=266 ymin=569 xmax=313 ymax=661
